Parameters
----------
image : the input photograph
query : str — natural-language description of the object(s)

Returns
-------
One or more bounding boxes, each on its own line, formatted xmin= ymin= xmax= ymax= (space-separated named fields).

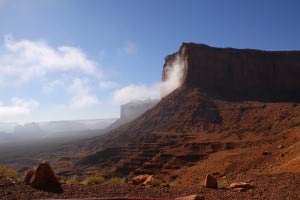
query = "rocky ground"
xmin=1 ymin=173 xmax=300 ymax=200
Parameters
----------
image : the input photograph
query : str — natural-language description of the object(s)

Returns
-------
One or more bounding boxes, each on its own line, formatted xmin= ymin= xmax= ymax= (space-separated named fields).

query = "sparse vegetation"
xmin=81 ymin=176 xmax=105 ymax=185
xmin=218 ymin=178 xmax=229 ymax=188
xmin=225 ymin=142 xmax=234 ymax=150
xmin=289 ymin=122 xmax=300 ymax=129
xmin=107 ymin=177 xmax=126 ymax=184
xmin=0 ymin=166 xmax=17 ymax=179
xmin=150 ymin=178 xmax=164 ymax=187
xmin=293 ymin=103 xmax=298 ymax=107
xmin=66 ymin=177 xmax=79 ymax=185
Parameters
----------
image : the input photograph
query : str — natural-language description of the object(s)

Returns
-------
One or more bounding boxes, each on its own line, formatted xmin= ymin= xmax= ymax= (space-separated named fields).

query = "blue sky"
xmin=0 ymin=0 xmax=299 ymax=122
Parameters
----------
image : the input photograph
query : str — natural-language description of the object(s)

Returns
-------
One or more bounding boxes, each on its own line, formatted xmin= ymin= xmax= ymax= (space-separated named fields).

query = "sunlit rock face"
xmin=162 ymin=43 xmax=300 ymax=101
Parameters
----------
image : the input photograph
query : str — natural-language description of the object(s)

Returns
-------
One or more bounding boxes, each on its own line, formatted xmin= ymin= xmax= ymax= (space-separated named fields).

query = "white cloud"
xmin=42 ymin=79 xmax=65 ymax=94
xmin=0 ymin=98 xmax=39 ymax=120
xmin=160 ymin=55 xmax=184 ymax=97
xmin=113 ymin=84 xmax=161 ymax=104
xmin=70 ymin=95 xmax=99 ymax=108
xmin=0 ymin=35 xmax=101 ymax=82
xmin=68 ymin=78 xmax=100 ymax=108
xmin=98 ymin=81 xmax=119 ymax=89
xmin=68 ymin=78 xmax=90 ymax=95
xmin=112 ymin=55 xmax=184 ymax=104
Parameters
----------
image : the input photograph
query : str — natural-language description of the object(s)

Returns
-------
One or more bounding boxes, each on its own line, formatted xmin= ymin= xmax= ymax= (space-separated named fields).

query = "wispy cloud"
xmin=0 ymin=35 xmax=102 ymax=83
xmin=42 ymin=79 xmax=65 ymax=94
xmin=112 ymin=55 xmax=184 ymax=104
xmin=0 ymin=98 xmax=39 ymax=121
xmin=119 ymin=41 xmax=138 ymax=56
xmin=68 ymin=78 xmax=100 ymax=108
xmin=70 ymin=95 xmax=99 ymax=108
xmin=113 ymin=83 xmax=161 ymax=104
xmin=98 ymin=80 xmax=119 ymax=89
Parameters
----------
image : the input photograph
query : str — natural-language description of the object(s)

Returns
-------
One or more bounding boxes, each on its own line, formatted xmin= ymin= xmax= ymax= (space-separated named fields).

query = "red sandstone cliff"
xmin=73 ymin=43 xmax=300 ymax=181
xmin=163 ymin=43 xmax=300 ymax=101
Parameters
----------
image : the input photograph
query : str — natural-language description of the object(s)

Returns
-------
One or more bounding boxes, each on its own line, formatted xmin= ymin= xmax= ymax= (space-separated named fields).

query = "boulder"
xmin=23 ymin=169 xmax=35 ymax=185
xmin=204 ymin=174 xmax=218 ymax=189
xmin=230 ymin=182 xmax=254 ymax=189
xmin=29 ymin=161 xmax=63 ymax=193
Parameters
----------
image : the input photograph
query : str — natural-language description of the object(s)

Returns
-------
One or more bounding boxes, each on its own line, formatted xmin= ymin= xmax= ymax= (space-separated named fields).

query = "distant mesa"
xmin=0 ymin=119 xmax=117 ymax=144
xmin=106 ymin=99 xmax=159 ymax=131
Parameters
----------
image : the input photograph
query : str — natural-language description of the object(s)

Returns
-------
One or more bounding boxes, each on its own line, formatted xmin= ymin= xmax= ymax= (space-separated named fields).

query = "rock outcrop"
xmin=26 ymin=161 xmax=63 ymax=193
xmin=76 ymin=43 xmax=300 ymax=183
xmin=229 ymin=182 xmax=254 ymax=189
xmin=204 ymin=174 xmax=218 ymax=189
xmin=23 ymin=169 xmax=35 ymax=185
xmin=163 ymin=43 xmax=300 ymax=101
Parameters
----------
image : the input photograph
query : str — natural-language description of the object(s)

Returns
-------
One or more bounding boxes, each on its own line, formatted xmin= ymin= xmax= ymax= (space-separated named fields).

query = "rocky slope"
xmin=69 ymin=43 xmax=300 ymax=183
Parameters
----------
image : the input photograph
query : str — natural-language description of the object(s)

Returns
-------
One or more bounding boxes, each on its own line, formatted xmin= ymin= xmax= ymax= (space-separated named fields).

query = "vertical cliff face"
xmin=163 ymin=43 xmax=300 ymax=101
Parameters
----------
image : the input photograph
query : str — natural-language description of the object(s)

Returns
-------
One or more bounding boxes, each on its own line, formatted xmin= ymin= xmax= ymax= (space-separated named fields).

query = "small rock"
xmin=262 ymin=151 xmax=270 ymax=155
xmin=204 ymin=174 xmax=218 ymax=189
xmin=132 ymin=174 xmax=150 ymax=185
xmin=278 ymin=145 xmax=284 ymax=149
xmin=142 ymin=175 xmax=154 ymax=186
xmin=230 ymin=182 xmax=254 ymax=189
xmin=175 ymin=194 xmax=205 ymax=200
xmin=23 ymin=169 xmax=35 ymax=185
xmin=161 ymin=182 xmax=170 ymax=187
xmin=6 ymin=178 xmax=16 ymax=185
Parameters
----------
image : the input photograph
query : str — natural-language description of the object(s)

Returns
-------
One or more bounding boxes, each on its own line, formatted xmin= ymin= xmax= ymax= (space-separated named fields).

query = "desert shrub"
xmin=218 ymin=178 xmax=229 ymax=188
xmin=66 ymin=177 xmax=79 ymax=185
xmin=151 ymin=178 xmax=164 ymax=187
xmin=0 ymin=166 xmax=17 ymax=179
xmin=81 ymin=176 xmax=105 ymax=185
xmin=289 ymin=122 xmax=300 ymax=129
xmin=293 ymin=103 xmax=298 ymax=107
xmin=107 ymin=177 xmax=126 ymax=184
xmin=225 ymin=142 xmax=234 ymax=150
